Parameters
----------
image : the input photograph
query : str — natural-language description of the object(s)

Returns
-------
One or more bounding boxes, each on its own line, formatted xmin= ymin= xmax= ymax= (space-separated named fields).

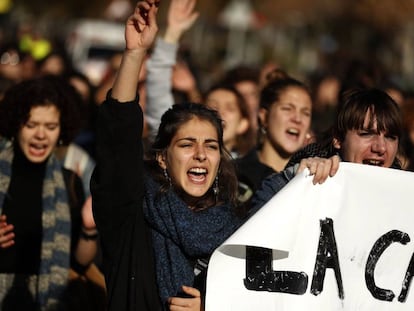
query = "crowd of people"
xmin=0 ymin=0 xmax=413 ymax=310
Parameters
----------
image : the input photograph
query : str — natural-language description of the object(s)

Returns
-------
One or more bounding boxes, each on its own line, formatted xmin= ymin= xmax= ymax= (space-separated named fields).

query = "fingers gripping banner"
xmin=206 ymin=163 xmax=414 ymax=310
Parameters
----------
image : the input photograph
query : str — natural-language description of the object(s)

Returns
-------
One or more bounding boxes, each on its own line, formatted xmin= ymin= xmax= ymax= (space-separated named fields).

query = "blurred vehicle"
xmin=65 ymin=19 xmax=125 ymax=86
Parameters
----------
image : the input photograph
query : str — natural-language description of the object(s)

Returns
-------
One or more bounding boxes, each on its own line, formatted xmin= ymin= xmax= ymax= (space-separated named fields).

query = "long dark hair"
xmin=147 ymin=102 xmax=239 ymax=211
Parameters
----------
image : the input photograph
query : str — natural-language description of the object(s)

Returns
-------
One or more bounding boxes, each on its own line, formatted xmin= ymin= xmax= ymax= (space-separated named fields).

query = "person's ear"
xmin=332 ymin=137 xmax=341 ymax=149
xmin=258 ymin=108 xmax=268 ymax=128
xmin=156 ymin=152 xmax=167 ymax=169
xmin=236 ymin=117 xmax=249 ymax=135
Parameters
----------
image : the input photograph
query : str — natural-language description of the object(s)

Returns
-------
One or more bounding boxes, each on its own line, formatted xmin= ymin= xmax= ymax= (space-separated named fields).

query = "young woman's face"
xmin=17 ymin=105 xmax=61 ymax=163
xmin=334 ymin=111 xmax=399 ymax=168
xmin=158 ymin=117 xmax=221 ymax=198
xmin=206 ymin=89 xmax=248 ymax=151
xmin=260 ymin=86 xmax=312 ymax=156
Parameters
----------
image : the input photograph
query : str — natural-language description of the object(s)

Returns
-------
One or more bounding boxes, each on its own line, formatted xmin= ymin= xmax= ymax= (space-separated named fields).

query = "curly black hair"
xmin=0 ymin=75 xmax=82 ymax=145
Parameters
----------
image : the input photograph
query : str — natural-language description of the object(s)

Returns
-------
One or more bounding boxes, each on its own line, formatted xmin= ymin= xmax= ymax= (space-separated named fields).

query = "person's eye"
xmin=302 ymin=110 xmax=311 ymax=117
xmin=25 ymin=122 xmax=36 ymax=129
xmin=207 ymin=144 xmax=219 ymax=150
xmin=47 ymin=124 xmax=59 ymax=130
xmin=385 ymin=135 xmax=398 ymax=141
xmin=358 ymin=131 xmax=372 ymax=137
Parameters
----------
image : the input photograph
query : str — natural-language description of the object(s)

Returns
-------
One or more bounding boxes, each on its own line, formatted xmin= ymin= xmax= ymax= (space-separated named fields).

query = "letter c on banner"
xmin=365 ymin=230 xmax=410 ymax=302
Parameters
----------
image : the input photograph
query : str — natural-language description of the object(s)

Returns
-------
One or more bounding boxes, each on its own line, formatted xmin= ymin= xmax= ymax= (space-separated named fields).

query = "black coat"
xmin=91 ymin=95 xmax=162 ymax=311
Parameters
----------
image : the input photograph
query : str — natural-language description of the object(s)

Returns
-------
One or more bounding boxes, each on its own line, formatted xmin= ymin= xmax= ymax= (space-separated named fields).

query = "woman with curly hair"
xmin=0 ymin=75 xmax=98 ymax=310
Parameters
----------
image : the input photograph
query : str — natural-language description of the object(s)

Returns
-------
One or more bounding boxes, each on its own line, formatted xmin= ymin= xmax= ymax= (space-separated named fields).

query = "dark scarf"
xmin=143 ymin=174 xmax=242 ymax=306
xmin=0 ymin=140 xmax=71 ymax=310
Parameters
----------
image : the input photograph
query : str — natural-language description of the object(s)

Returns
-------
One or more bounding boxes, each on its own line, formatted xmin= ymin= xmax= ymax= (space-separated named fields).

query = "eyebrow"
xmin=359 ymin=126 xmax=390 ymax=135
xmin=26 ymin=121 xmax=60 ymax=125
xmin=176 ymin=137 xmax=219 ymax=144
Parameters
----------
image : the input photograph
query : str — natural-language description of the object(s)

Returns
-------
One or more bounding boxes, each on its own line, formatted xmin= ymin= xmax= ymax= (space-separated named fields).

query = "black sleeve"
xmin=62 ymin=168 xmax=87 ymax=274
xmin=91 ymin=94 xmax=144 ymax=254
xmin=251 ymin=166 xmax=296 ymax=211
xmin=90 ymin=93 xmax=161 ymax=311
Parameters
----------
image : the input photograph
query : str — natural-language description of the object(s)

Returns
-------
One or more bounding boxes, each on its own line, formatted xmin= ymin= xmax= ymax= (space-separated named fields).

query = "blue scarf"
xmin=0 ymin=140 xmax=71 ymax=310
xmin=143 ymin=174 xmax=242 ymax=306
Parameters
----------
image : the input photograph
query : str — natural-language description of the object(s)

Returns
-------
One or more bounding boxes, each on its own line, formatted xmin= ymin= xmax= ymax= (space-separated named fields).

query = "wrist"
xmin=123 ymin=48 xmax=148 ymax=59
xmin=80 ymin=227 xmax=98 ymax=241
xmin=163 ymin=28 xmax=183 ymax=44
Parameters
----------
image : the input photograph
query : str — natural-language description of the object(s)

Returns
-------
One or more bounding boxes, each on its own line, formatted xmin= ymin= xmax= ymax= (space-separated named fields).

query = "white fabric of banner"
xmin=206 ymin=162 xmax=414 ymax=311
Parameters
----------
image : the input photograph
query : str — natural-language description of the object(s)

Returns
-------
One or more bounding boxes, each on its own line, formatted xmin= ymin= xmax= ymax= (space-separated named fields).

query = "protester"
xmin=221 ymin=65 xmax=261 ymax=133
xmin=89 ymin=2 xmax=263 ymax=310
xmin=0 ymin=75 xmax=99 ymax=310
xmin=235 ymin=68 xmax=312 ymax=204
xmin=204 ymin=82 xmax=255 ymax=158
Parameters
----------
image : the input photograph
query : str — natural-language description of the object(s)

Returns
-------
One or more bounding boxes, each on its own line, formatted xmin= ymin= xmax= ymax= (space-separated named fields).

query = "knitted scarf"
xmin=143 ymin=174 xmax=242 ymax=307
xmin=0 ymin=141 xmax=71 ymax=310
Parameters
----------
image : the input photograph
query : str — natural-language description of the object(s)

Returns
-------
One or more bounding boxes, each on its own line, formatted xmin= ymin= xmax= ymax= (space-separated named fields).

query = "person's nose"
xmin=291 ymin=110 xmax=302 ymax=123
xmin=34 ymin=126 xmax=45 ymax=139
xmin=372 ymin=135 xmax=386 ymax=154
xmin=194 ymin=145 xmax=207 ymax=161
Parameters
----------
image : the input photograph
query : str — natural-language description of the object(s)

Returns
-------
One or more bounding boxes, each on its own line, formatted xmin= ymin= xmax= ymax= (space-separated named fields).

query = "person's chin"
xmin=24 ymin=150 xmax=51 ymax=163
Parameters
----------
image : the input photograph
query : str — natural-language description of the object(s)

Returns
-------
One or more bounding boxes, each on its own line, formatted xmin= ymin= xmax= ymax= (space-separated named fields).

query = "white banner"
xmin=206 ymin=162 xmax=414 ymax=310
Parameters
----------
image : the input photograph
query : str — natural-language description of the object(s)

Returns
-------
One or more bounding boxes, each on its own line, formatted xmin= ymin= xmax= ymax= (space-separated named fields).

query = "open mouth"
xmin=188 ymin=167 xmax=208 ymax=182
xmin=362 ymin=159 xmax=384 ymax=166
xmin=29 ymin=143 xmax=48 ymax=156
xmin=286 ymin=128 xmax=300 ymax=137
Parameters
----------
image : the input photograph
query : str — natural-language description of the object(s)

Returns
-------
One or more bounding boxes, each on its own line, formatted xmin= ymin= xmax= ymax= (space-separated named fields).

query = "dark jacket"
xmin=91 ymin=95 xmax=162 ymax=311
xmin=235 ymin=148 xmax=276 ymax=194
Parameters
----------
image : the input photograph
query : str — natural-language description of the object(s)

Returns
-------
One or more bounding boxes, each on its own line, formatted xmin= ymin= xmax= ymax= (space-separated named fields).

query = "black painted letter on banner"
xmin=311 ymin=218 xmax=344 ymax=299
xmin=244 ymin=246 xmax=308 ymax=295
xmin=366 ymin=230 xmax=410 ymax=302
xmin=399 ymin=252 xmax=414 ymax=302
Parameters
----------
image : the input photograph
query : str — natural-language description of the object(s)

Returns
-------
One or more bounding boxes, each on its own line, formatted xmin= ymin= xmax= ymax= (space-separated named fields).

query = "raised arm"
xmin=112 ymin=0 xmax=159 ymax=102
xmin=146 ymin=0 xmax=199 ymax=139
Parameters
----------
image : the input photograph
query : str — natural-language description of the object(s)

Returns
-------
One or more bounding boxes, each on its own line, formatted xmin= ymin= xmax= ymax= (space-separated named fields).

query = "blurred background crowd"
xmin=2 ymin=0 xmax=414 ymax=90
xmin=1 ymin=0 xmax=414 ymax=309
xmin=2 ymin=0 xmax=414 ymax=163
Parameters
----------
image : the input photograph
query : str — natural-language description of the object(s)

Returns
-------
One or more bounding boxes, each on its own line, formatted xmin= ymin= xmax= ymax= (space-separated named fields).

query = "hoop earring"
xmin=164 ymin=169 xmax=172 ymax=187
xmin=213 ymin=175 xmax=219 ymax=200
